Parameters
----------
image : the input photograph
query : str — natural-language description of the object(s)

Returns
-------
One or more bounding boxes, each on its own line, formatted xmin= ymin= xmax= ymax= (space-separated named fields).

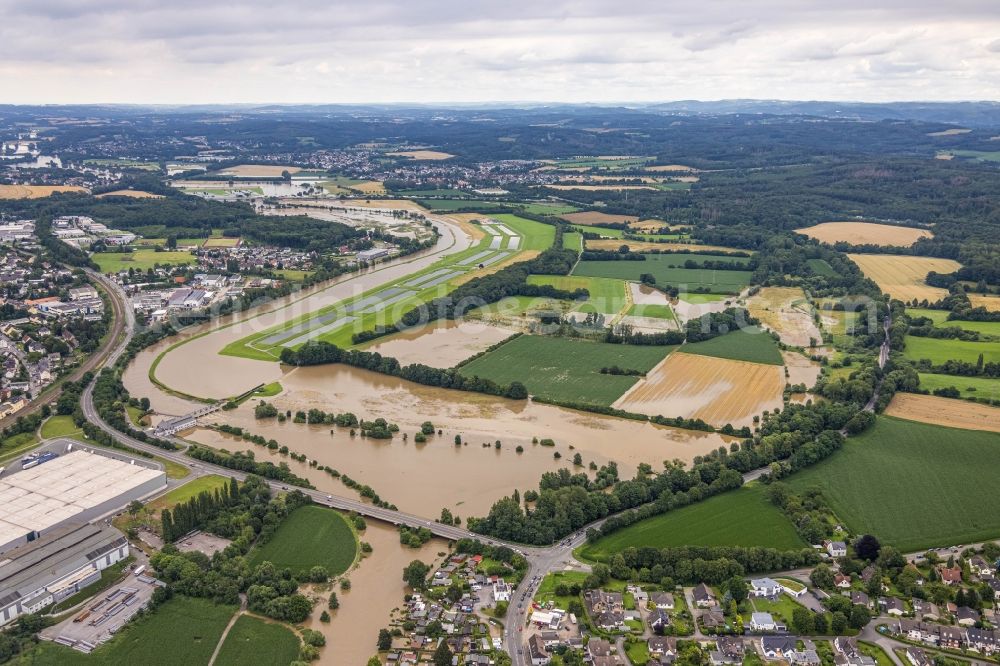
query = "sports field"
xmin=92 ymin=249 xmax=195 ymax=273
xmin=787 ymin=416 xmax=1000 ymax=551
xmin=902 ymin=335 xmax=1000 ymax=365
xmin=526 ymin=274 xmax=627 ymax=315
xmin=215 ymin=615 xmax=300 ymax=666
xmin=458 ymin=335 xmax=674 ymax=405
xmin=682 ymin=328 xmax=784 ymax=365
xmin=573 ymin=254 xmax=751 ymax=293
xmin=917 ymin=373 xmax=1000 ymax=401
xmin=21 ymin=596 xmax=237 ymax=665
xmin=248 ymin=505 xmax=357 ymax=576
xmin=796 ymin=222 xmax=931 ymax=247
xmin=578 ymin=484 xmax=804 ymax=562
xmin=847 ymin=254 xmax=961 ymax=302
xmin=885 ymin=393 xmax=1000 ymax=433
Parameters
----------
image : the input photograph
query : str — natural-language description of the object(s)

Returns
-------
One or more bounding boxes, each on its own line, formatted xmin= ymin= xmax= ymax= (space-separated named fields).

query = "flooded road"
xmin=303 ymin=522 xmax=445 ymax=665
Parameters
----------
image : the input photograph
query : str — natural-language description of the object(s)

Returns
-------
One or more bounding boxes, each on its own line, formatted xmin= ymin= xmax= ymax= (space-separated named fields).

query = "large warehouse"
xmin=0 ymin=450 xmax=165 ymax=554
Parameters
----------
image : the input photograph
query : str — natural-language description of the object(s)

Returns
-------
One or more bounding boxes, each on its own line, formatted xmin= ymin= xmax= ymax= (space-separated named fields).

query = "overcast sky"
xmin=1 ymin=0 xmax=998 ymax=104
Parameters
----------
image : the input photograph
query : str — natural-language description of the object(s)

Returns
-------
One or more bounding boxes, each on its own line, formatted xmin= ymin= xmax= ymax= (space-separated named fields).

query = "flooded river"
xmin=303 ymin=523 xmax=445 ymax=665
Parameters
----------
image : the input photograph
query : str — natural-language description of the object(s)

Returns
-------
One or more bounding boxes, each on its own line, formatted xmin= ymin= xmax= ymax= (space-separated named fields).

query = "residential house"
xmin=648 ymin=637 xmax=678 ymax=662
xmin=969 ymin=556 xmax=994 ymax=578
xmin=851 ymin=591 xmax=871 ymax=608
xmin=825 ymin=540 xmax=848 ymax=557
xmin=492 ymin=580 xmax=511 ymax=603
xmin=750 ymin=578 xmax=782 ymax=598
xmin=939 ymin=626 xmax=965 ymax=649
xmin=833 ymin=638 xmax=877 ymax=666
xmin=759 ymin=636 xmax=796 ymax=660
xmin=956 ymin=606 xmax=980 ymax=627
xmin=967 ymin=628 xmax=1000 ymax=655
xmin=904 ymin=647 xmax=933 ymax=666
xmin=897 ymin=619 xmax=941 ymax=645
xmin=750 ymin=612 xmax=776 ymax=633
xmin=913 ymin=600 xmax=941 ymax=621
xmin=835 ymin=574 xmax=852 ymax=589
xmin=700 ymin=610 xmax=727 ymax=631
xmin=879 ymin=597 xmax=905 ymax=616
xmin=651 ymin=592 xmax=675 ymax=610
xmin=790 ymin=650 xmax=822 ymax=665
xmin=584 ymin=590 xmax=625 ymax=632
xmin=694 ymin=583 xmax=716 ymax=608
xmin=588 ymin=639 xmax=613 ymax=659
xmin=989 ymin=579 xmax=1000 ymax=601
xmin=650 ymin=609 xmax=671 ymax=632
xmin=716 ymin=637 xmax=746 ymax=663
xmin=938 ymin=566 xmax=962 ymax=586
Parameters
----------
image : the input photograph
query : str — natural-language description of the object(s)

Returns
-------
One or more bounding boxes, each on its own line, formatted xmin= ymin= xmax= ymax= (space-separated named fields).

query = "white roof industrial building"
xmin=0 ymin=450 xmax=165 ymax=554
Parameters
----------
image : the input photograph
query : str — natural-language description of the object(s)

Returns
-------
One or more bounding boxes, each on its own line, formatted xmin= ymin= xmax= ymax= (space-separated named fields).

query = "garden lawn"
xmin=215 ymin=615 xmax=300 ymax=666
xmin=248 ymin=505 xmax=357 ymax=576
xmin=149 ymin=475 xmax=230 ymax=512
xmin=92 ymin=249 xmax=195 ymax=273
xmin=578 ymin=484 xmax=804 ymax=562
xmin=787 ymin=416 xmax=1000 ymax=551
xmin=573 ymin=253 xmax=752 ymax=293
xmin=917 ymin=374 xmax=1000 ymax=401
xmin=682 ymin=328 xmax=783 ymax=365
xmin=458 ymin=335 xmax=673 ymax=406
xmin=533 ymin=570 xmax=589 ymax=608
xmin=19 ymin=596 xmax=237 ymax=665
xmin=903 ymin=336 xmax=1000 ymax=365
xmin=527 ymin=275 xmax=627 ymax=315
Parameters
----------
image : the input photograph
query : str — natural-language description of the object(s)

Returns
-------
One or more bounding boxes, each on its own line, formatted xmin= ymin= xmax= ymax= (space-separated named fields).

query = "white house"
xmin=750 ymin=578 xmax=782 ymax=598
xmin=825 ymin=540 xmax=848 ymax=557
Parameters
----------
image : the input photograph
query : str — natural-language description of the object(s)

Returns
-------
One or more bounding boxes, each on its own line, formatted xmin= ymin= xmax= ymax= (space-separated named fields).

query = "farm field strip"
xmin=885 ymin=393 xmax=1000 ymax=433
xmin=848 ymin=254 xmax=962 ymax=302
xmin=917 ymin=373 xmax=1000 ymax=401
xmin=902 ymin=335 xmax=1000 ymax=365
xmin=526 ymin=275 xmax=628 ymax=316
xmin=573 ymin=255 xmax=752 ymax=293
xmin=796 ymin=221 xmax=932 ymax=247
xmin=612 ymin=351 xmax=784 ymax=428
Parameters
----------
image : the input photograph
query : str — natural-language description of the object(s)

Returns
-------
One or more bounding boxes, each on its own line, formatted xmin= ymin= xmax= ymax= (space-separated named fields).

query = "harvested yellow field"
xmin=0 ymin=184 xmax=87 ymax=199
xmin=613 ymin=352 xmax=784 ymax=428
xmin=748 ymin=287 xmax=822 ymax=347
xmin=562 ymin=211 xmax=638 ymax=226
xmin=351 ymin=180 xmax=386 ymax=194
xmin=203 ymin=237 xmax=240 ymax=248
xmin=441 ymin=213 xmax=488 ymax=241
xmin=969 ymin=294 xmax=1000 ymax=312
xmin=886 ymin=393 xmax=1000 ymax=434
xmin=96 ymin=189 xmax=164 ymax=199
xmin=848 ymin=254 xmax=962 ymax=302
xmin=644 ymin=164 xmax=697 ymax=172
xmin=587 ymin=239 xmax=740 ymax=254
xmin=546 ymin=184 xmax=657 ymax=192
xmin=796 ymin=222 xmax=931 ymax=247
xmin=216 ymin=164 xmax=302 ymax=177
xmin=387 ymin=150 xmax=454 ymax=160
xmin=629 ymin=219 xmax=672 ymax=232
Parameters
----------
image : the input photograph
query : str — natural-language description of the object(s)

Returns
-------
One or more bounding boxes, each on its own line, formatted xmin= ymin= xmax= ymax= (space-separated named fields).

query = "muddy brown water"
xmin=302 ymin=523 xmax=446 ymax=665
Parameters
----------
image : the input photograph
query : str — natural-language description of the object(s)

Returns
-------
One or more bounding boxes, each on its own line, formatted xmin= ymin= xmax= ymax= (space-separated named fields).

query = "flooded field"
xmin=782 ymin=351 xmax=822 ymax=388
xmin=184 ymin=362 xmax=731 ymax=517
xmin=303 ymin=523 xmax=445 ymax=665
xmin=364 ymin=320 xmax=517 ymax=368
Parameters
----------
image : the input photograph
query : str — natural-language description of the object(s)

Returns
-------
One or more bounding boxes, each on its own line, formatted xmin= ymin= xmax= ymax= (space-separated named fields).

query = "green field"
xmin=948 ymin=150 xmax=1000 ymax=163
xmin=526 ymin=275 xmax=627 ymax=315
xmin=516 ymin=202 xmax=581 ymax=215
xmin=248 ymin=505 xmax=357 ymax=576
xmin=150 ymin=475 xmax=230 ymax=511
xmin=679 ymin=293 xmax=730 ymax=304
xmin=492 ymin=214 xmax=557 ymax=251
xmin=92 ymin=249 xmax=195 ymax=273
xmin=40 ymin=415 xmax=85 ymax=440
xmin=903 ymin=336 xmax=1000 ymax=365
xmin=578 ymin=484 xmax=804 ymax=562
xmin=807 ymin=258 xmax=838 ymax=277
xmin=562 ymin=231 xmax=583 ymax=251
xmin=17 ymin=597 xmax=237 ymax=665
xmin=417 ymin=199 xmax=505 ymax=211
xmin=682 ymin=328 xmax=783 ymax=365
xmin=787 ymin=416 xmax=1000 ymax=551
xmin=552 ymin=156 xmax=654 ymax=170
xmin=917 ymin=374 xmax=1000 ymax=401
xmin=908 ymin=308 xmax=1000 ymax=337
xmin=458 ymin=335 xmax=674 ymax=405
xmin=627 ymin=303 xmax=677 ymax=321
xmin=215 ymin=615 xmax=300 ymax=666
xmin=573 ymin=254 xmax=751 ymax=293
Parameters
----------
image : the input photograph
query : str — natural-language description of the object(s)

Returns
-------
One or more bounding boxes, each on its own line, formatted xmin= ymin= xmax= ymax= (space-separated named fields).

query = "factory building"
xmin=0 ymin=523 xmax=129 ymax=626
xmin=0 ymin=450 xmax=165 ymax=554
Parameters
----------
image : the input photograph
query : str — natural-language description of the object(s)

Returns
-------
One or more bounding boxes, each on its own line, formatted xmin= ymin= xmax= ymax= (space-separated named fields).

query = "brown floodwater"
xmin=781 ymin=351 xmax=822 ymax=388
xmin=185 ymin=362 xmax=729 ymax=517
xmin=363 ymin=319 xmax=517 ymax=368
xmin=302 ymin=522 xmax=446 ymax=665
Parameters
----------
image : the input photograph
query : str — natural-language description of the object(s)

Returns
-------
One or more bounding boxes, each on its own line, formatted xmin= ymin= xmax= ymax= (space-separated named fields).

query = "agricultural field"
xmin=573 ymin=254 xmax=752 ymax=293
xmin=0 ymin=184 xmax=87 ymax=199
xmin=807 ymin=258 xmax=838 ymax=277
xmin=546 ymin=184 xmax=658 ymax=192
xmin=787 ymin=416 xmax=1000 ymax=551
xmin=613 ymin=351 xmax=784 ymax=427
xmin=562 ymin=231 xmax=583 ymax=251
xmin=561 ymin=211 xmax=639 ymax=226
xmin=682 ymin=328 xmax=784 ymax=365
xmin=515 ymin=202 xmax=580 ymax=215
xmin=203 ymin=237 xmax=240 ymax=247
xmin=627 ymin=303 xmax=676 ymax=320
xmin=796 ymin=222 xmax=931 ymax=247
xmin=586 ymin=239 xmax=739 ymax=254
xmin=21 ymin=597 xmax=237 ymax=665
xmin=491 ymin=214 xmax=557 ymax=250
xmin=95 ymin=189 xmax=164 ymax=199
xmin=917 ymin=373 xmax=1000 ymax=401
xmin=902 ymin=336 xmax=1000 ymax=365
xmin=943 ymin=149 xmax=1000 ymax=163
xmin=578 ymin=484 xmax=804 ymax=562
xmin=847 ymin=254 xmax=962 ymax=302
xmin=748 ymin=287 xmax=823 ymax=347
xmin=248 ymin=505 xmax=357 ymax=577
xmin=908 ymin=308 xmax=1000 ymax=336
xmin=387 ymin=150 xmax=455 ymax=160
xmin=91 ymin=249 xmax=195 ymax=273
xmin=84 ymin=158 xmax=160 ymax=171
xmin=548 ymin=156 xmax=654 ymax=170
xmin=458 ymin=335 xmax=673 ymax=406
xmin=215 ymin=164 xmax=302 ymax=177
xmin=526 ymin=274 xmax=627 ymax=315
xmin=885 ymin=393 xmax=1000 ymax=433
xmin=215 ymin=615 xmax=300 ymax=666
xmin=969 ymin=294 xmax=1000 ymax=312
xmin=417 ymin=198 xmax=505 ymax=211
